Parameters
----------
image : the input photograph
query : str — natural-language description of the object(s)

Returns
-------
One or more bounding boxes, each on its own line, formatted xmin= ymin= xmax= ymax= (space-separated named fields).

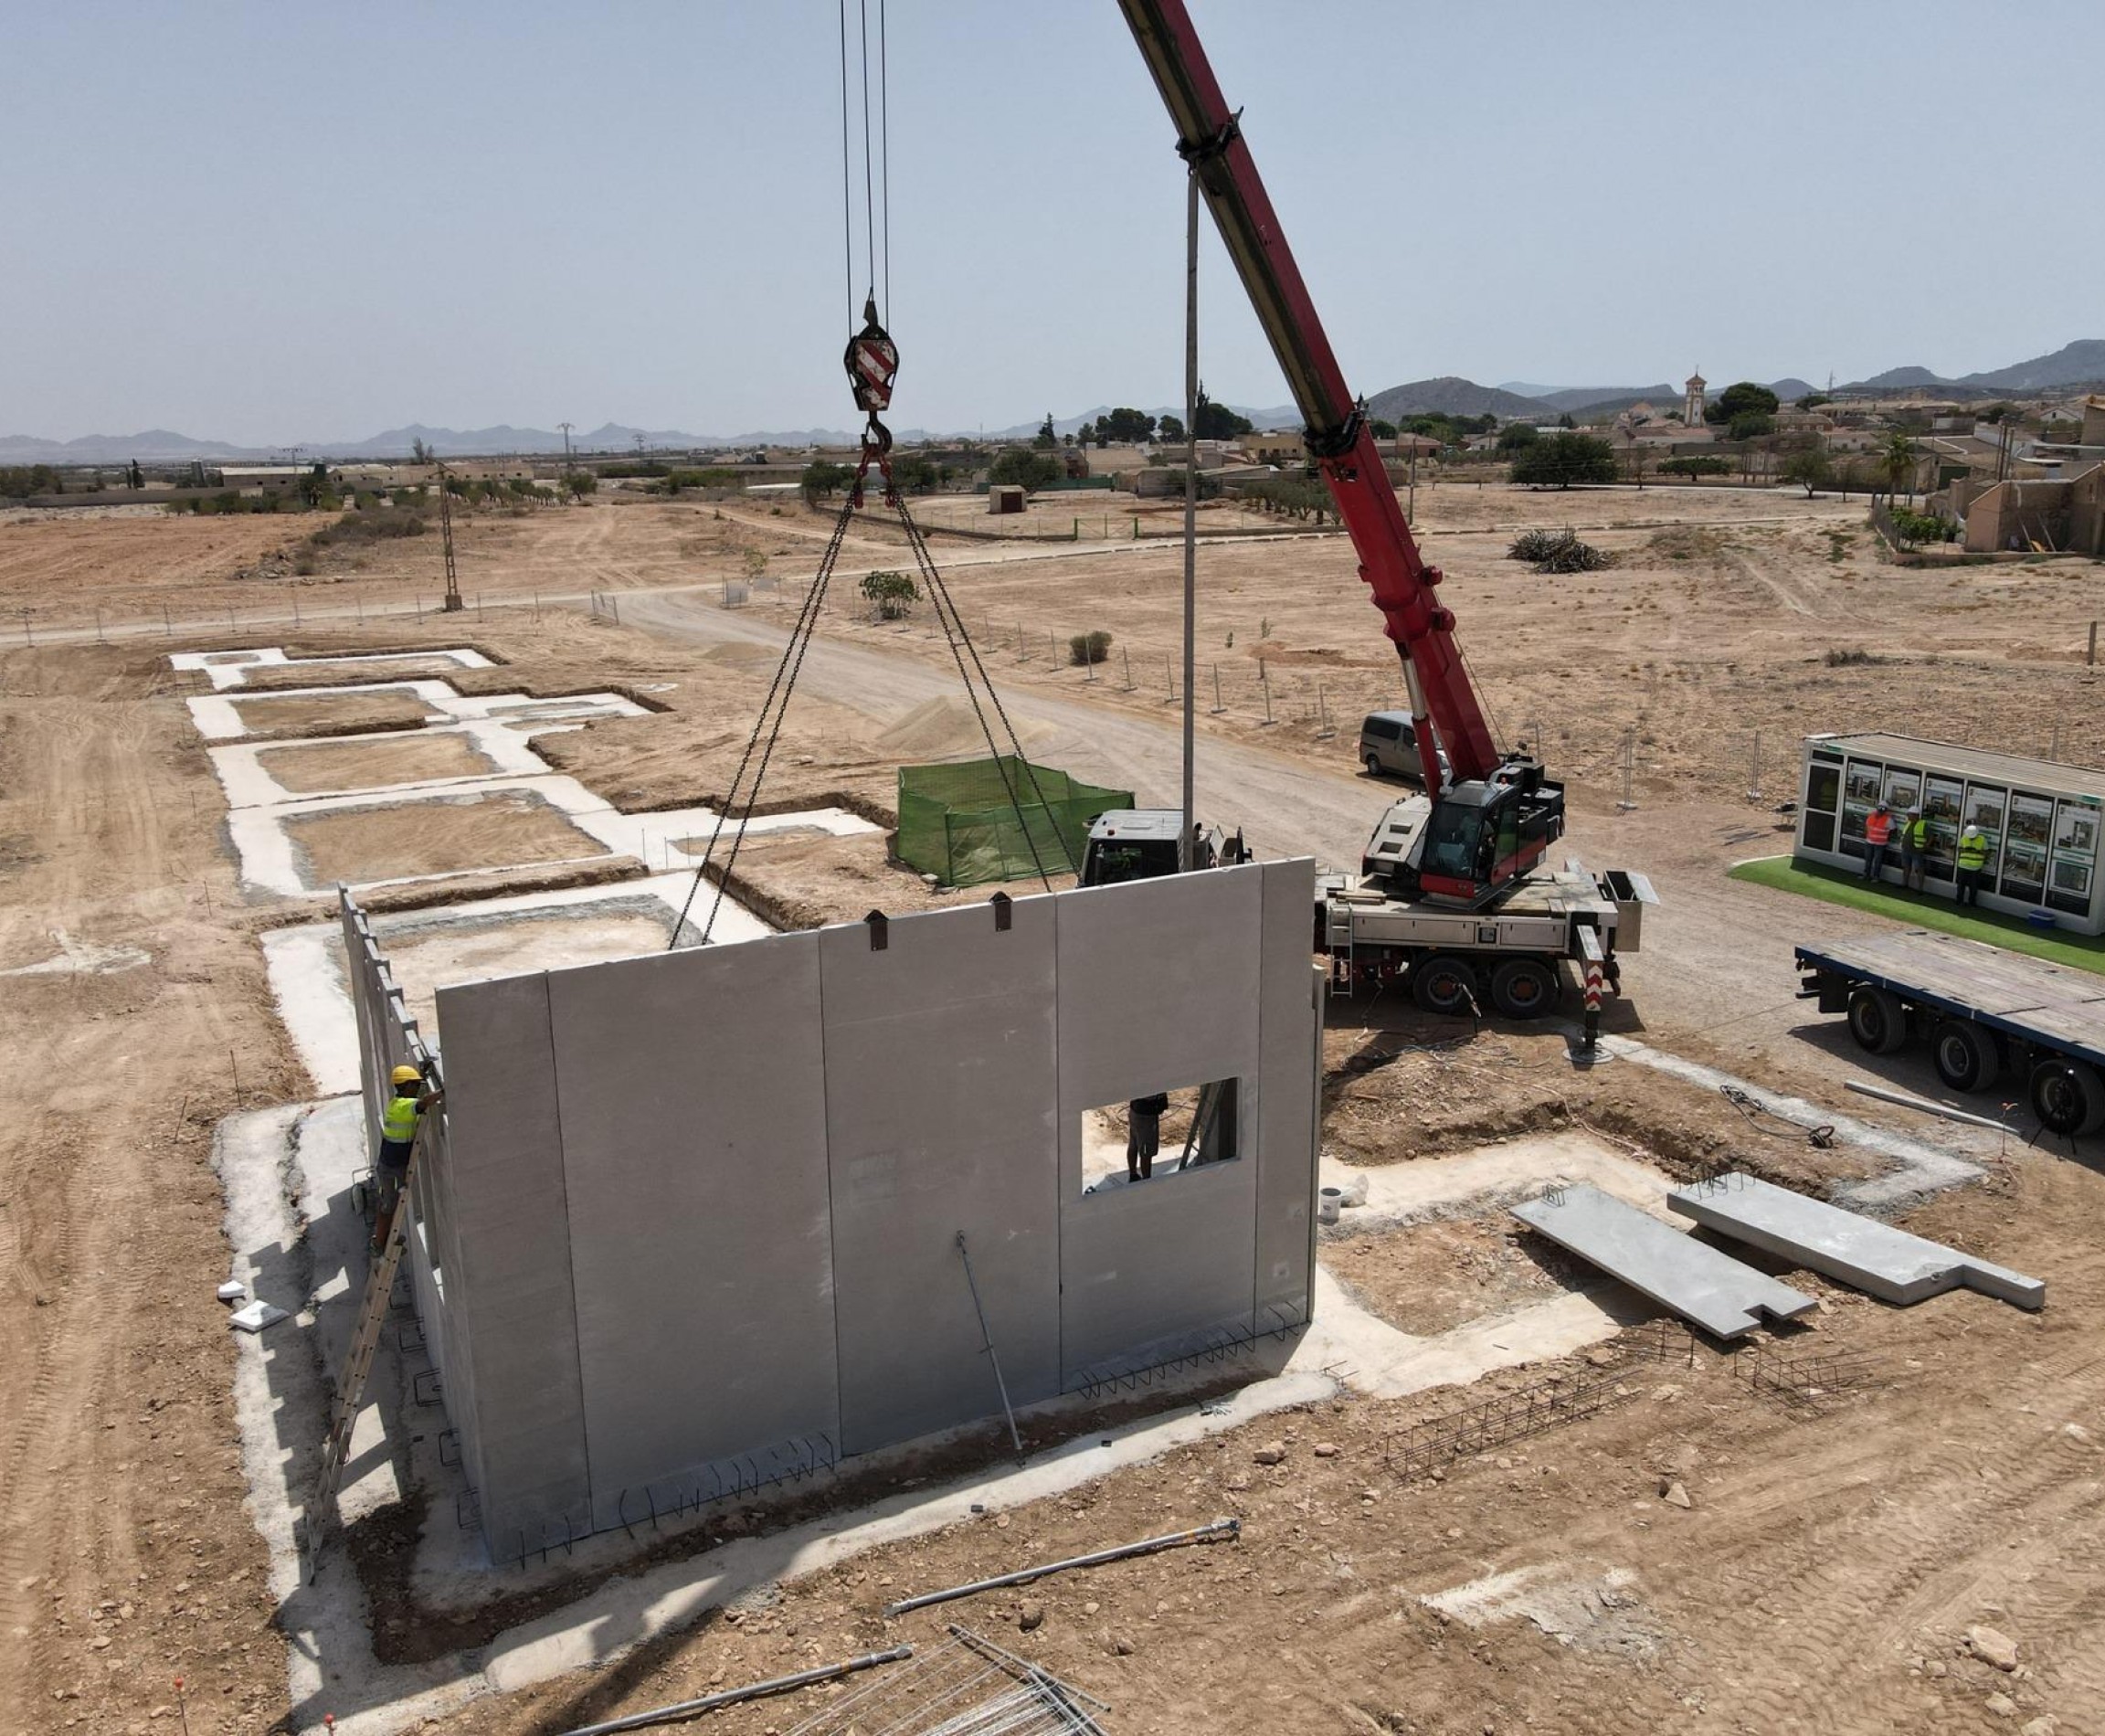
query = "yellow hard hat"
xmin=390 ymin=1064 xmax=422 ymax=1087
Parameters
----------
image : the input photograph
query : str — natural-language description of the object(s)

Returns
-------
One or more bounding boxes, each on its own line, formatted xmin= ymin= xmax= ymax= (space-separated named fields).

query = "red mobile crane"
xmin=1102 ymin=0 xmax=1655 ymax=1027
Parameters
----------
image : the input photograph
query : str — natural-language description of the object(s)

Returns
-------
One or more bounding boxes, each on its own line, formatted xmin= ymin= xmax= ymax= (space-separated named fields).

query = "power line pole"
xmin=1179 ymin=166 xmax=1199 ymax=873
xmin=558 ymin=421 xmax=574 ymax=468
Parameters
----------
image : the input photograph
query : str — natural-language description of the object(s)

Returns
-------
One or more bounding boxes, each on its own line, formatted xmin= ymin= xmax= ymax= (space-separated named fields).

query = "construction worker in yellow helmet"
xmin=371 ymin=1062 xmax=441 ymax=1255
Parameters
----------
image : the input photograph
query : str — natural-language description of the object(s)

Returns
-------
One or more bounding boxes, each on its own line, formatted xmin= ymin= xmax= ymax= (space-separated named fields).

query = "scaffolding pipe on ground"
xmin=551 ymin=1646 xmax=914 ymax=1736
xmin=883 ymin=1518 xmax=1241 ymax=1617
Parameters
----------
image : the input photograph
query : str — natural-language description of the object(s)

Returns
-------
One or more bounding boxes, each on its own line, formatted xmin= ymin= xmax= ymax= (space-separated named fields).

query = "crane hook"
xmin=843 ymin=295 xmax=898 ymax=506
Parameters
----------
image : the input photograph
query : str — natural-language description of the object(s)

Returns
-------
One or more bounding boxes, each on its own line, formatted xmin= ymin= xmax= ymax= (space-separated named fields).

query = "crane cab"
xmin=1359 ymin=757 xmax=1564 ymax=907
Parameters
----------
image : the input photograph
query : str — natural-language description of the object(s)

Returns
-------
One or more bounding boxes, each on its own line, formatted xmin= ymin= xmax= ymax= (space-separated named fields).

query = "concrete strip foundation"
xmin=1512 ymin=1182 xmax=1817 ymax=1339
xmin=372 ymin=860 xmax=1322 ymax=1558
xmin=1667 ymin=1171 xmax=2045 ymax=1310
xmin=171 ymin=644 xmax=493 ymax=690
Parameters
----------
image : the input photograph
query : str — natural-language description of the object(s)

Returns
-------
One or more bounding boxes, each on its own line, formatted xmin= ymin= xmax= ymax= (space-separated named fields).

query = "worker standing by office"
xmin=371 ymin=1063 xmax=441 ymax=1254
xmin=1127 ymin=1092 xmax=1169 ymax=1182
xmin=1899 ymin=807 xmax=1930 ymax=891
xmin=1863 ymin=801 xmax=1895 ymax=881
xmin=1955 ymin=823 xmax=1991 ymax=905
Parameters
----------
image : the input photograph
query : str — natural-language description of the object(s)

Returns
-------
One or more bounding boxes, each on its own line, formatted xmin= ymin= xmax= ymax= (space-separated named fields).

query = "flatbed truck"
xmin=1795 ymin=928 xmax=2105 ymax=1136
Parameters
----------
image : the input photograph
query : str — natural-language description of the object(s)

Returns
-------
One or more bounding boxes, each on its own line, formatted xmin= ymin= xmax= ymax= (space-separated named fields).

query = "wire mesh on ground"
xmin=1734 ymin=1343 xmax=1883 ymax=1416
xmin=782 ymin=1625 xmax=1110 ymax=1735
xmin=1384 ymin=1369 xmax=1634 ymax=1481
xmin=896 ymin=757 xmax=1128 ymax=888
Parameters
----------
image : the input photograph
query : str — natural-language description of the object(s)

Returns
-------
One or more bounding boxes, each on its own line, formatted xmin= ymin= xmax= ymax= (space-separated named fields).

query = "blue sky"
xmin=5 ymin=0 xmax=2101 ymax=443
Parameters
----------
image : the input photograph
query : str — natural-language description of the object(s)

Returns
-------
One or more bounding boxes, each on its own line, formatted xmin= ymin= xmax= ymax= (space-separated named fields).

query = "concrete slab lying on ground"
xmin=1668 ymin=1171 xmax=2045 ymax=1311
xmin=1512 ymin=1182 xmax=1817 ymax=1339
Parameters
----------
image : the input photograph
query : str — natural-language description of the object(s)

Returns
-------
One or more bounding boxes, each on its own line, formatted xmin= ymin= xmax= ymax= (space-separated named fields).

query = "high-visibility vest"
xmin=1957 ymin=832 xmax=1990 ymax=870
xmin=1907 ymin=817 xmax=1930 ymax=850
xmin=381 ymin=1092 xmax=420 ymax=1146
xmin=1865 ymin=811 xmax=1893 ymax=844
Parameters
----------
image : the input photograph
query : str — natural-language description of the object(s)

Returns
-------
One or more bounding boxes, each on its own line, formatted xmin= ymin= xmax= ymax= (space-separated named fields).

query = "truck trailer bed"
xmin=1793 ymin=929 xmax=2105 ymax=1070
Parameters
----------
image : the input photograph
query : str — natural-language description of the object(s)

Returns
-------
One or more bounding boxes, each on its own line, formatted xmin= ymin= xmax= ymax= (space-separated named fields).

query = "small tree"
xmin=411 ymin=437 xmax=432 ymax=464
xmin=1370 ymin=418 xmax=1399 ymax=439
xmin=1496 ymin=422 xmax=1539 ymax=454
xmin=564 ymin=471 xmax=598 ymax=501
xmin=1881 ymin=431 xmax=1918 ymax=505
xmin=1068 ymin=630 xmax=1112 ymax=665
xmin=801 ymin=459 xmax=852 ymax=503
xmin=1780 ymin=446 xmax=1834 ymax=498
xmin=1157 ymin=412 xmax=1187 ymax=445
xmin=990 ymin=447 xmax=1062 ymax=490
xmin=1034 ymin=412 xmax=1057 ymax=450
xmin=1510 ymin=432 xmax=1617 ymax=488
xmin=1705 ymin=381 xmax=1781 ymax=425
xmin=1191 ymin=388 xmax=1253 ymax=440
xmin=860 ymin=568 xmax=920 ymax=619
xmin=1727 ymin=410 xmax=1775 ymax=441
xmin=1098 ymin=407 xmax=1157 ymax=443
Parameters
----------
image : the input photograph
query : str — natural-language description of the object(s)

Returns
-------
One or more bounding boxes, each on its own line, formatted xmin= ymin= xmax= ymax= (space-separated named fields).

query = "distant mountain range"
xmin=9 ymin=344 xmax=2099 ymax=467
xmin=1842 ymin=339 xmax=2105 ymax=394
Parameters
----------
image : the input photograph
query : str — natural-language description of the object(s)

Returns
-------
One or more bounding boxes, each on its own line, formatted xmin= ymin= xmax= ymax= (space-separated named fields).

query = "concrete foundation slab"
xmin=1667 ymin=1172 xmax=2045 ymax=1310
xmin=1511 ymin=1182 xmax=1817 ymax=1339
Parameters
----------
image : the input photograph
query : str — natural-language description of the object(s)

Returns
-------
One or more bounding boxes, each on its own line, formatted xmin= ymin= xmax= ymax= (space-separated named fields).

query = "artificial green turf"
xmin=1729 ymin=854 xmax=2105 ymax=976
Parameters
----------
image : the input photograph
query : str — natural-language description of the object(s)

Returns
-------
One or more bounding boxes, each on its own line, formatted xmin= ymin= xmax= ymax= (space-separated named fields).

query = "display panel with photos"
xmin=1962 ymin=785 xmax=2006 ymax=875
xmin=1840 ymin=760 xmax=1883 ymax=852
xmin=1882 ymin=767 xmax=1923 ymax=815
xmin=2047 ymin=799 xmax=2100 ymax=915
xmin=2000 ymin=792 xmax=2054 ymax=902
xmin=1921 ymin=776 xmax=1962 ymax=877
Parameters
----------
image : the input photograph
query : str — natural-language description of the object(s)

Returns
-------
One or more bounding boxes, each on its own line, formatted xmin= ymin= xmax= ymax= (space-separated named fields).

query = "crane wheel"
xmin=1410 ymin=955 xmax=1480 ymax=1017
xmin=1846 ymin=986 xmax=1908 ymax=1055
xmin=2030 ymin=1057 xmax=2105 ymax=1137
xmin=1930 ymin=1020 xmax=2001 ymax=1094
xmin=1489 ymin=958 xmax=1558 ymax=1020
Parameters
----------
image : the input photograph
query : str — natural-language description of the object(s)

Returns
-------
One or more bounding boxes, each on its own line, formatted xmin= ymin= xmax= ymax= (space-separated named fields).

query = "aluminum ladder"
xmin=301 ymin=1143 xmax=418 ymax=1571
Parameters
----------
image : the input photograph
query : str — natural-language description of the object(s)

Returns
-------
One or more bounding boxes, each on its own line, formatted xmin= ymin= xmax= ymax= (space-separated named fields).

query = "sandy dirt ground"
xmin=2 ymin=493 xmax=2103 ymax=1735
xmin=255 ymin=732 xmax=498 ymax=793
xmin=281 ymin=790 xmax=609 ymax=887
xmin=230 ymin=689 xmax=439 ymax=738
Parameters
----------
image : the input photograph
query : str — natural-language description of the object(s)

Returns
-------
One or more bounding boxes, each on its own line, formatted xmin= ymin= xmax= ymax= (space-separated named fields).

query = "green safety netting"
xmin=896 ymin=757 xmax=1130 ymax=887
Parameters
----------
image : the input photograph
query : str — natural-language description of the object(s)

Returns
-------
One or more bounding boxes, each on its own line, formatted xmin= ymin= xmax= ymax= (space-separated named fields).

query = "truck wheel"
xmin=1846 ymin=985 xmax=1908 ymax=1055
xmin=1930 ymin=1020 xmax=2001 ymax=1094
xmin=1490 ymin=957 xmax=1558 ymax=1019
xmin=2030 ymin=1057 xmax=2105 ymax=1137
xmin=1364 ymin=755 xmax=1383 ymax=778
xmin=1411 ymin=955 xmax=1479 ymax=1017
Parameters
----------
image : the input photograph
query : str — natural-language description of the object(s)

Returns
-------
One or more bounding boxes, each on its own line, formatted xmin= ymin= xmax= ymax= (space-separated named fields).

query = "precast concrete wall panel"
xmin=545 ymin=933 xmax=839 ymax=1530
xmin=1055 ymin=865 xmax=1265 ymax=1383
xmin=819 ymin=899 xmax=1062 ymax=1453
xmin=435 ymin=971 xmax=591 ymax=1551
xmin=1253 ymin=861 xmax=1321 ymax=1327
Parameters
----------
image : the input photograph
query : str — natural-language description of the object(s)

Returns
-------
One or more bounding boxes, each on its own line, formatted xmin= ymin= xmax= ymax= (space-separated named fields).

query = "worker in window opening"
xmin=1899 ymin=807 xmax=1930 ymax=891
xmin=1862 ymin=801 xmax=1894 ymax=881
xmin=1127 ymin=1092 xmax=1169 ymax=1182
xmin=1956 ymin=824 xmax=1991 ymax=905
xmin=371 ymin=1063 xmax=441 ymax=1254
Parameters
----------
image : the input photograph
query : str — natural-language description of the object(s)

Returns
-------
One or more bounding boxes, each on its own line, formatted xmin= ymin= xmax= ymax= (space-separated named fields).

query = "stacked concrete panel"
xmin=407 ymin=861 xmax=1319 ymax=1557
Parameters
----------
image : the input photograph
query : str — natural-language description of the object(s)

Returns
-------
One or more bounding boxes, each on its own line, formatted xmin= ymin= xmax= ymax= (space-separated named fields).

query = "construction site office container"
xmin=1793 ymin=732 xmax=2105 ymax=936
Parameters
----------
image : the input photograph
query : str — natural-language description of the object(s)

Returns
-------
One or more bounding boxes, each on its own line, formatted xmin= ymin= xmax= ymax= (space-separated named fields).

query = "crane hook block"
xmin=844 ymin=297 xmax=900 ymax=415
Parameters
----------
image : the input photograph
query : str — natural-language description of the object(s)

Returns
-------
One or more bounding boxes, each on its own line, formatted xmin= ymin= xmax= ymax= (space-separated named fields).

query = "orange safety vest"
xmin=1865 ymin=810 xmax=1893 ymax=844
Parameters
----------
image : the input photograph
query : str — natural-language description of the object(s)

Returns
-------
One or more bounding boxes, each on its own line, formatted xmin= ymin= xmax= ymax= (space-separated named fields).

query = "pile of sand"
xmin=874 ymin=696 xmax=1053 ymax=763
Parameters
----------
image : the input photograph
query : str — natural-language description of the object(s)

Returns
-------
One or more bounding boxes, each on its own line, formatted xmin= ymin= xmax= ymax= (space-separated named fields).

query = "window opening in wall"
xmin=1079 ymin=1078 xmax=1240 ymax=1194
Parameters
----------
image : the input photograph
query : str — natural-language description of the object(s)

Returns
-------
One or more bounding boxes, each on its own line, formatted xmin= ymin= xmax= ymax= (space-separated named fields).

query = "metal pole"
xmin=162 ymin=602 xmax=172 ymax=637
xmin=1212 ymin=663 xmax=1224 ymax=715
xmin=1260 ymin=659 xmax=1273 ymax=725
xmin=1180 ymin=164 xmax=1199 ymax=873
xmin=883 ymin=1518 xmax=1241 ymax=1617
xmin=2089 ymin=621 xmax=2098 ymax=667
xmin=1122 ymin=645 xmax=1133 ymax=689
xmin=552 ymin=1648 xmax=914 ymax=1736
xmin=956 ymin=1233 xmax=1024 ymax=1458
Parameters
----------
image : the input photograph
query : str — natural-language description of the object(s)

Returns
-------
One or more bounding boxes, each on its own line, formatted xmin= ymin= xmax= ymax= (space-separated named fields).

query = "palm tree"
xmin=1881 ymin=431 xmax=1917 ymax=507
